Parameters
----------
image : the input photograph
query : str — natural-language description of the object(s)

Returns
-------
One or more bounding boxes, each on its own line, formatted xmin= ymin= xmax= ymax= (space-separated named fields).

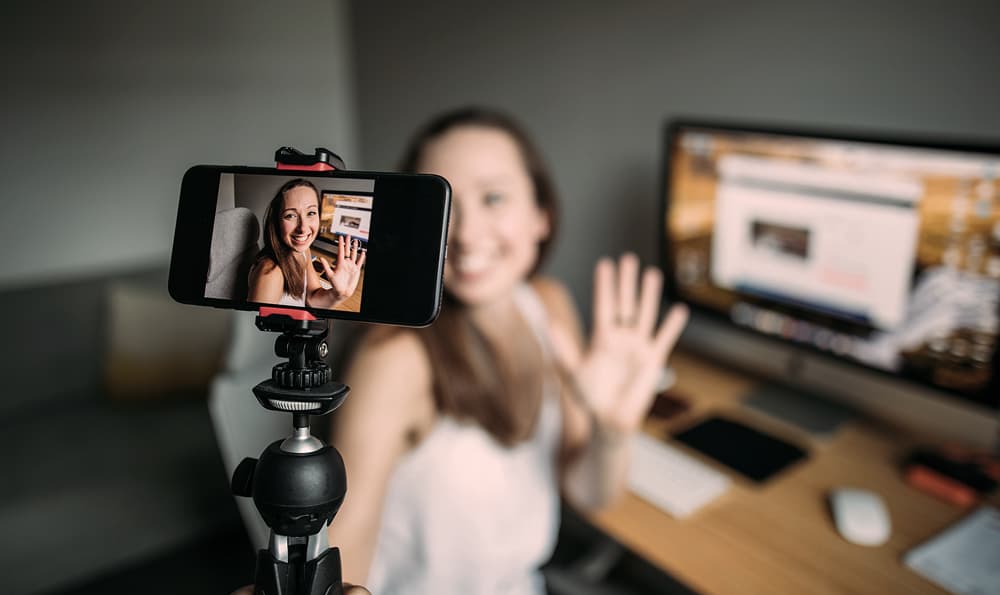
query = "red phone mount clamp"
xmin=275 ymin=146 xmax=345 ymax=172
xmin=257 ymin=307 xmax=322 ymax=331
xmin=232 ymin=147 xmax=350 ymax=595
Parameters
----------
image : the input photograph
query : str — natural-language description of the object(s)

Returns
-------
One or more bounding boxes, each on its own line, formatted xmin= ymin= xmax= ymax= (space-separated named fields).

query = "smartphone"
xmin=169 ymin=165 xmax=451 ymax=326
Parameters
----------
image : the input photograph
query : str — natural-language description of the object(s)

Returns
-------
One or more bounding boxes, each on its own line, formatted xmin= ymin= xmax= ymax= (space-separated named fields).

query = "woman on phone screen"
xmin=329 ymin=107 xmax=688 ymax=595
xmin=248 ymin=178 xmax=365 ymax=309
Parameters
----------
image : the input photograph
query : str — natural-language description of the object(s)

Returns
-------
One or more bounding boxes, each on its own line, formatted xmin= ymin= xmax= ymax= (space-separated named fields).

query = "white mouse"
xmin=829 ymin=487 xmax=891 ymax=546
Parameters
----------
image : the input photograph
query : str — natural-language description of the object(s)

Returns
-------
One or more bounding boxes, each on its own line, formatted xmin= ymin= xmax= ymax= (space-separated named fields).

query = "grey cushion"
xmin=206 ymin=207 xmax=260 ymax=300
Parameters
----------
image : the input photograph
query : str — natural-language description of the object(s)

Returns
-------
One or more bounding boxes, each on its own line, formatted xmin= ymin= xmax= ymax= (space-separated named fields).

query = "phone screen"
xmin=206 ymin=173 xmax=376 ymax=313
xmin=169 ymin=166 xmax=450 ymax=326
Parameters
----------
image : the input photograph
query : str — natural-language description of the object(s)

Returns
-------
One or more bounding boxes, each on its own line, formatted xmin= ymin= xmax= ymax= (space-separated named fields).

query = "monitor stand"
xmin=741 ymin=382 xmax=855 ymax=438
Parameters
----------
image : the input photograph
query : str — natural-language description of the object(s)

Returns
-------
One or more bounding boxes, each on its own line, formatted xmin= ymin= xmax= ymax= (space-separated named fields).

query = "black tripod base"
xmin=254 ymin=546 xmax=343 ymax=595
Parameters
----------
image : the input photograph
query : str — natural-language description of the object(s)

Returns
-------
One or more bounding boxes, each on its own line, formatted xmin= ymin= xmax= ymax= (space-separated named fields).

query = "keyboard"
xmin=628 ymin=432 xmax=731 ymax=519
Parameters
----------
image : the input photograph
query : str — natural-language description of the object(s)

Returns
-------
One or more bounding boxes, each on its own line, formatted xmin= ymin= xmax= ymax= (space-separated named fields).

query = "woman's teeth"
xmin=455 ymin=254 xmax=491 ymax=274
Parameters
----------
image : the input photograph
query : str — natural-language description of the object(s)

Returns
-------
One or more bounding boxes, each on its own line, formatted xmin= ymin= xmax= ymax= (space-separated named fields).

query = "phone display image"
xmin=321 ymin=192 xmax=372 ymax=249
xmin=206 ymin=173 xmax=371 ymax=313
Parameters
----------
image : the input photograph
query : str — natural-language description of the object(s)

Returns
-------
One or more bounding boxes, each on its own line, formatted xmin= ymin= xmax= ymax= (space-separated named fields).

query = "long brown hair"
xmin=400 ymin=107 xmax=561 ymax=446
xmin=257 ymin=178 xmax=320 ymax=297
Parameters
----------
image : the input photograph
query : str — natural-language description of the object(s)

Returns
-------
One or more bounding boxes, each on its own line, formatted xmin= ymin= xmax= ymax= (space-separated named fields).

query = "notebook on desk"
xmin=904 ymin=506 xmax=1000 ymax=594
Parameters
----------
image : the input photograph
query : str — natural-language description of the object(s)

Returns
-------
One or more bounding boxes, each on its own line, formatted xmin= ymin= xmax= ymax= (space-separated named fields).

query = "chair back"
xmin=206 ymin=207 xmax=260 ymax=301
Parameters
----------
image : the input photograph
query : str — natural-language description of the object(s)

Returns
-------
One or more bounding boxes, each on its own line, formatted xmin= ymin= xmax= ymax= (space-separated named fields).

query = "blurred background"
xmin=1 ymin=0 xmax=998 ymax=593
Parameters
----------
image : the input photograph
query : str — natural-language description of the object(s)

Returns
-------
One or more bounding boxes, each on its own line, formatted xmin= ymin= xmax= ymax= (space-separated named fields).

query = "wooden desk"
xmin=588 ymin=350 xmax=995 ymax=595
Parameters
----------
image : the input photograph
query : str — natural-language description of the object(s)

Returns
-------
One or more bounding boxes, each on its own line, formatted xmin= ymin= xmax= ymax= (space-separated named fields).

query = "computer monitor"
xmin=316 ymin=190 xmax=373 ymax=251
xmin=662 ymin=119 xmax=1000 ymax=447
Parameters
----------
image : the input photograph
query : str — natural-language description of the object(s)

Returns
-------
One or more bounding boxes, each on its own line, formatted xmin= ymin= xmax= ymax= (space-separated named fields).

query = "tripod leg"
xmin=254 ymin=548 xmax=291 ymax=595
xmin=254 ymin=545 xmax=342 ymax=595
xmin=304 ymin=547 xmax=343 ymax=595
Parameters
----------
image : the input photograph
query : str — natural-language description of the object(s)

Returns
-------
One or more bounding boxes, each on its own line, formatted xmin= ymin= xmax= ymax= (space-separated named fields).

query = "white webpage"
xmin=711 ymin=155 xmax=922 ymax=330
xmin=330 ymin=205 xmax=372 ymax=239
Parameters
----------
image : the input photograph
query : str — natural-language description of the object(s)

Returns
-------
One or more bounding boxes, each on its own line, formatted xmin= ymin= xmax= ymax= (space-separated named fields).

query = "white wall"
xmin=0 ymin=0 xmax=358 ymax=289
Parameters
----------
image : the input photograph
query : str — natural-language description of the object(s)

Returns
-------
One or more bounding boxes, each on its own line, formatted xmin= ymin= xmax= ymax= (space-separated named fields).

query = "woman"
xmin=248 ymin=178 xmax=366 ymax=309
xmin=329 ymin=108 xmax=688 ymax=594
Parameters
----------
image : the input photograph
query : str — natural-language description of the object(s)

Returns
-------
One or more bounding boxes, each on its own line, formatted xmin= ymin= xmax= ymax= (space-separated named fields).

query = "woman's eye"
xmin=284 ymin=213 xmax=297 ymax=220
xmin=484 ymin=192 xmax=504 ymax=206
xmin=307 ymin=210 xmax=318 ymax=217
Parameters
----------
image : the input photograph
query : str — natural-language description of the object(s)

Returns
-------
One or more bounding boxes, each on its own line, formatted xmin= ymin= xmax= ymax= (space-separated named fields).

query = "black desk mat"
xmin=673 ymin=416 xmax=808 ymax=483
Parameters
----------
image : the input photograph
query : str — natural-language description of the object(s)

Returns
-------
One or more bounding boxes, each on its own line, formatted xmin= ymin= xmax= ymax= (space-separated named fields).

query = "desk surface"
xmin=587 ymin=350 xmax=997 ymax=595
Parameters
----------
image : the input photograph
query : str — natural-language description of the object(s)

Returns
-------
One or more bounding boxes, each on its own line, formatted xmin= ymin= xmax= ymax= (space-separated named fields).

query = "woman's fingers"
xmin=616 ymin=252 xmax=639 ymax=327
xmin=652 ymin=302 xmax=689 ymax=362
xmin=592 ymin=257 xmax=615 ymax=339
xmin=595 ymin=253 xmax=663 ymax=340
xmin=635 ymin=266 xmax=663 ymax=338
xmin=620 ymin=304 xmax=688 ymax=425
xmin=350 ymin=240 xmax=367 ymax=266
xmin=336 ymin=235 xmax=347 ymax=266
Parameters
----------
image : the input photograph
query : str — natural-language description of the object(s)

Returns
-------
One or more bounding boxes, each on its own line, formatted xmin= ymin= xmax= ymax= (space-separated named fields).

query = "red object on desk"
xmin=905 ymin=465 xmax=978 ymax=508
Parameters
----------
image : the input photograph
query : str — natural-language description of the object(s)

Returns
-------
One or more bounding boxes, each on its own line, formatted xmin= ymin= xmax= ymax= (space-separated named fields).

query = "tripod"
xmin=232 ymin=310 xmax=348 ymax=595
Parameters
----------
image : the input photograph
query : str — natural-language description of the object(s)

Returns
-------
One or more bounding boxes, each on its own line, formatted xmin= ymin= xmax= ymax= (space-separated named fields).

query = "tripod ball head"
xmin=235 ymin=440 xmax=347 ymax=537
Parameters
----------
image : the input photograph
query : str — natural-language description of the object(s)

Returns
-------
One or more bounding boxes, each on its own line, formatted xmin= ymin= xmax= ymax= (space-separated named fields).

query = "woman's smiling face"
xmin=280 ymin=184 xmax=320 ymax=253
xmin=419 ymin=125 xmax=550 ymax=308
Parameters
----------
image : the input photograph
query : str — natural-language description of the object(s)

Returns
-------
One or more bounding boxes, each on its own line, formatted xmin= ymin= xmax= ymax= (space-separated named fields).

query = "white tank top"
xmin=273 ymin=252 xmax=308 ymax=307
xmin=366 ymin=285 xmax=562 ymax=595
xmin=276 ymin=284 xmax=306 ymax=307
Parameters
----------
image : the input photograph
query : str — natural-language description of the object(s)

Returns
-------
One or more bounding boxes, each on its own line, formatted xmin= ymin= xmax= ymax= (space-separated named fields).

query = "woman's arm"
xmin=539 ymin=256 xmax=688 ymax=511
xmin=530 ymin=277 xmax=591 ymax=455
xmin=533 ymin=278 xmax=616 ymax=508
xmin=248 ymin=259 xmax=285 ymax=303
xmin=327 ymin=328 xmax=435 ymax=585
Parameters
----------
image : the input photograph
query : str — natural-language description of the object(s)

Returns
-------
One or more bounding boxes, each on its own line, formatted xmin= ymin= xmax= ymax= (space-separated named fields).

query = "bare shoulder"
xmin=252 ymin=256 xmax=279 ymax=275
xmin=249 ymin=257 xmax=284 ymax=301
xmin=340 ymin=328 xmax=435 ymax=428
xmin=530 ymin=276 xmax=580 ymax=330
xmin=351 ymin=328 xmax=432 ymax=382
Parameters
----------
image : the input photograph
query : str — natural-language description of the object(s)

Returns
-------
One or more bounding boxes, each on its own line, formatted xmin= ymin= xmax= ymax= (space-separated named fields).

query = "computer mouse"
xmin=828 ymin=487 xmax=891 ymax=546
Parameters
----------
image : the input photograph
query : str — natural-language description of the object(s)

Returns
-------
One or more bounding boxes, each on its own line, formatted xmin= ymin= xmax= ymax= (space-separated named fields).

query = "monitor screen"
xmin=663 ymin=121 xmax=1000 ymax=410
xmin=318 ymin=191 xmax=373 ymax=250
